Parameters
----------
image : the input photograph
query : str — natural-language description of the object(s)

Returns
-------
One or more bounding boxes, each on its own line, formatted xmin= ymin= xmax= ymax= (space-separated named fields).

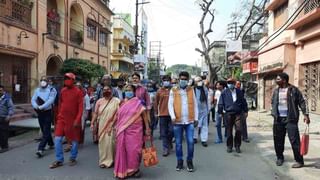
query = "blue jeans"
xmin=215 ymin=111 xmax=223 ymax=142
xmin=54 ymin=136 xmax=78 ymax=162
xmin=173 ymin=123 xmax=194 ymax=161
xmin=159 ymin=116 xmax=173 ymax=151
xmin=37 ymin=110 xmax=54 ymax=151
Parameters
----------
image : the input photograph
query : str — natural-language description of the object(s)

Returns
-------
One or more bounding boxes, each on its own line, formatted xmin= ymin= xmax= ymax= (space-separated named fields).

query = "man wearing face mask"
xmin=95 ymin=74 xmax=119 ymax=102
xmin=50 ymin=73 xmax=83 ymax=169
xmin=155 ymin=75 xmax=173 ymax=156
xmin=116 ymin=78 xmax=125 ymax=100
xmin=0 ymin=85 xmax=14 ymax=153
xmin=168 ymin=71 xmax=198 ymax=172
xmin=31 ymin=76 xmax=57 ymax=158
xmin=271 ymin=73 xmax=310 ymax=168
xmin=193 ymin=76 xmax=209 ymax=147
xmin=218 ymin=78 xmax=248 ymax=154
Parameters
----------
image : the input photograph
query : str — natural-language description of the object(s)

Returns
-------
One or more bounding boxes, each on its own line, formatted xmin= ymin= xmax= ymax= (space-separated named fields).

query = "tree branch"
xmin=236 ymin=0 xmax=256 ymax=40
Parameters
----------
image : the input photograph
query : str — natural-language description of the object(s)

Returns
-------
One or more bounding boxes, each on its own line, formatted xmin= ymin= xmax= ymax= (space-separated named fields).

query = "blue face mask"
xmin=179 ymin=80 xmax=188 ymax=89
xmin=125 ymin=91 xmax=134 ymax=99
xmin=227 ymin=83 xmax=235 ymax=89
xmin=163 ymin=81 xmax=171 ymax=87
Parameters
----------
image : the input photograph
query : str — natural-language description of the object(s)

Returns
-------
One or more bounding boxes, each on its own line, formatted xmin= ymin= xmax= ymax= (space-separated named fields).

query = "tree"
xmin=232 ymin=0 xmax=268 ymax=40
xmin=60 ymin=58 xmax=106 ymax=81
xmin=166 ymin=64 xmax=201 ymax=77
xmin=195 ymin=0 xmax=222 ymax=84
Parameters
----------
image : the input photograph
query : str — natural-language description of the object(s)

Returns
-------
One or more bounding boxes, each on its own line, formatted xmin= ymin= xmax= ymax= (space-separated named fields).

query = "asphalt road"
xmin=0 ymin=123 xmax=285 ymax=180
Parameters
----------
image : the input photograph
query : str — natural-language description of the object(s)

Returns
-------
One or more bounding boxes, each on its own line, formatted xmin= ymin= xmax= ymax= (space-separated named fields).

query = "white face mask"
xmin=197 ymin=81 xmax=203 ymax=86
xmin=40 ymin=81 xmax=47 ymax=87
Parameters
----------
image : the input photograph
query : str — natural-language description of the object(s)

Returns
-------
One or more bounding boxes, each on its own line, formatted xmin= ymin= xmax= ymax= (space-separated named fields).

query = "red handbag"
xmin=142 ymin=136 xmax=159 ymax=167
xmin=300 ymin=125 xmax=309 ymax=156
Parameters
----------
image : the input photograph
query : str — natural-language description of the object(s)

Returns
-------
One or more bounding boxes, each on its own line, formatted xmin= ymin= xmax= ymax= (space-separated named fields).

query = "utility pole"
xmin=135 ymin=0 xmax=150 ymax=54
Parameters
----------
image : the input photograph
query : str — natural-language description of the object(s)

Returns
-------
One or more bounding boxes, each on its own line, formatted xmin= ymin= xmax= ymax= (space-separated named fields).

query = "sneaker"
xmin=186 ymin=160 xmax=194 ymax=172
xmin=162 ymin=149 xmax=169 ymax=157
xmin=243 ymin=139 xmax=250 ymax=143
xmin=292 ymin=162 xmax=304 ymax=168
xmin=201 ymin=142 xmax=208 ymax=147
xmin=235 ymin=147 xmax=241 ymax=153
xmin=176 ymin=160 xmax=183 ymax=171
xmin=36 ymin=150 xmax=44 ymax=158
xmin=0 ymin=148 xmax=9 ymax=153
xmin=214 ymin=140 xmax=223 ymax=144
xmin=227 ymin=147 xmax=232 ymax=153
xmin=276 ymin=159 xmax=284 ymax=166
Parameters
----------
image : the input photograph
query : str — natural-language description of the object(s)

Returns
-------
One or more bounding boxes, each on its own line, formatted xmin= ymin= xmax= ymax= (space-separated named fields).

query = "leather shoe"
xmin=235 ymin=147 xmax=241 ymax=153
xmin=276 ymin=159 xmax=284 ymax=166
xmin=227 ymin=147 xmax=232 ymax=153
xmin=201 ymin=142 xmax=208 ymax=147
xmin=292 ymin=162 xmax=304 ymax=168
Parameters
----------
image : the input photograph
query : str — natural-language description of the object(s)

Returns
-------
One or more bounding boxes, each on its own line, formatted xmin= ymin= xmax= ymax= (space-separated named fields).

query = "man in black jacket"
xmin=218 ymin=78 xmax=248 ymax=153
xmin=271 ymin=72 xmax=310 ymax=168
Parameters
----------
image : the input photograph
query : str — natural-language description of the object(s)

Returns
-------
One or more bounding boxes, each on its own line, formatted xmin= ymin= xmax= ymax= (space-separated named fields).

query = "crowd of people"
xmin=0 ymin=71 xmax=313 ymax=179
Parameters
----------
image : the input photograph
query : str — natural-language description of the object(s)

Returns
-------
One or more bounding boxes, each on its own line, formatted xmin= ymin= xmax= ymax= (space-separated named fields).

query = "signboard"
xmin=226 ymin=40 xmax=242 ymax=67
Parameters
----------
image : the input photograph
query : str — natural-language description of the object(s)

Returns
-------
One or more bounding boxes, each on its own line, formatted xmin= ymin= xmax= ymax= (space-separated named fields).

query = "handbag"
xmin=300 ymin=125 xmax=309 ymax=156
xmin=142 ymin=136 xmax=159 ymax=167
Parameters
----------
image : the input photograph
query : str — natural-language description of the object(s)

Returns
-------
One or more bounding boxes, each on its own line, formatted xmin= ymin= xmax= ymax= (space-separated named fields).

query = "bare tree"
xmin=233 ymin=0 xmax=268 ymax=40
xmin=195 ymin=0 xmax=222 ymax=84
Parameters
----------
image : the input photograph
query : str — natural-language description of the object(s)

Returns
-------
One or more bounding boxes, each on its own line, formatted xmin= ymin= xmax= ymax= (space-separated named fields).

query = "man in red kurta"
xmin=50 ymin=73 xmax=83 ymax=169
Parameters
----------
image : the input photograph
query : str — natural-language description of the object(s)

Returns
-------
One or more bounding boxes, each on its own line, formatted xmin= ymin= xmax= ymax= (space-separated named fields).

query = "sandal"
xmin=69 ymin=159 xmax=77 ymax=166
xmin=132 ymin=170 xmax=141 ymax=178
xmin=49 ymin=161 xmax=63 ymax=169
xmin=99 ymin=164 xmax=106 ymax=168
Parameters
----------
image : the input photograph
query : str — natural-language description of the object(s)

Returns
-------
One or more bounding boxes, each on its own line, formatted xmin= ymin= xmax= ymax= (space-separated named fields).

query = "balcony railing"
xmin=0 ymin=0 xmax=32 ymax=26
xmin=304 ymin=0 xmax=320 ymax=14
xmin=70 ymin=28 xmax=83 ymax=46
xmin=47 ymin=18 xmax=61 ymax=37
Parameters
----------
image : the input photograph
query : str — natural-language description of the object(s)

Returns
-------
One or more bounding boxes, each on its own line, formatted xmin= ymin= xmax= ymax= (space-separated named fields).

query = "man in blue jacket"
xmin=0 ymin=85 xmax=14 ymax=153
xmin=218 ymin=78 xmax=248 ymax=153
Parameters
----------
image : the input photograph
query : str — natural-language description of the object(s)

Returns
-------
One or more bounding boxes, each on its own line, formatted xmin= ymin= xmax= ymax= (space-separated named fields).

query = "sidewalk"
xmin=248 ymin=111 xmax=320 ymax=180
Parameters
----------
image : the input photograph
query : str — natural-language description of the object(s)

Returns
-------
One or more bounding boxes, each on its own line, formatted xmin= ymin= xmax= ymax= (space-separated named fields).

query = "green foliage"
xmin=60 ymin=58 xmax=106 ymax=80
xmin=166 ymin=64 xmax=201 ymax=77
xmin=147 ymin=59 xmax=160 ymax=82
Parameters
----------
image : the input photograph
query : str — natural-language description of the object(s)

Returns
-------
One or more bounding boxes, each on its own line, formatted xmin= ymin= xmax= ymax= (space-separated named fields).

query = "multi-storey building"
xmin=0 ymin=0 xmax=113 ymax=104
xmin=110 ymin=14 xmax=134 ymax=78
xmin=258 ymin=0 xmax=320 ymax=113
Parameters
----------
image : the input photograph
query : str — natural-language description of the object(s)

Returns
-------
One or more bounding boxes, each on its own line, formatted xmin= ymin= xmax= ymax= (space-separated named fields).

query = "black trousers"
xmin=37 ymin=110 xmax=54 ymax=151
xmin=226 ymin=113 xmax=242 ymax=148
xmin=241 ymin=113 xmax=248 ymax=140
xmin=273 ymin=118 xmax=304 ymax=163
xmin=0 ymin=117 xmax=10 ymax=149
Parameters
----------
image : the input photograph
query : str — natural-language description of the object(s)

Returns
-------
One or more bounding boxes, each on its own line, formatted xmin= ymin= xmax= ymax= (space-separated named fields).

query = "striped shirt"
xmin=278 ymin=88 xmax=288 ymax=117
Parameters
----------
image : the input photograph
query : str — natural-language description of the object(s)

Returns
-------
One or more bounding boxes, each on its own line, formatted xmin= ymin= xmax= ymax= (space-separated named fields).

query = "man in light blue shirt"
xmin=31 ymin=76 xmax=57 ymax=158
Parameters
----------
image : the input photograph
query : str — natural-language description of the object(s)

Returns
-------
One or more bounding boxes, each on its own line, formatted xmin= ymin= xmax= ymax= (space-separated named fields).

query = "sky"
xmin=110 ymin=0 xmax=238 ymax=67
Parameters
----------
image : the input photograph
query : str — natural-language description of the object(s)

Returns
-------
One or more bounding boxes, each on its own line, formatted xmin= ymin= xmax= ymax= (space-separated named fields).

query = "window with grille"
xmin=87 ymin=22 xmax=96 ymax=41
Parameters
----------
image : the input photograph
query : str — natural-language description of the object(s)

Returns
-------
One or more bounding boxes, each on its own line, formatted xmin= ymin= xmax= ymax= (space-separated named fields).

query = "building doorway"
xmin=46 ymin=55 xmax=62 ymax=76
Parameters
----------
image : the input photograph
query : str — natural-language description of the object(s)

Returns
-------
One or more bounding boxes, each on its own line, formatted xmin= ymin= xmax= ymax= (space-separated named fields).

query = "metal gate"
xmin=303 ymin=62 xmax=320 ymax=113
xmin=12 ymin=61 xmax=30 ymax=104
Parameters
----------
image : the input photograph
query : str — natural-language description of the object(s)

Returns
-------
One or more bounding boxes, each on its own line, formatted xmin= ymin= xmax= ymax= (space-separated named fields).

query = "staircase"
xmin=11 ymin=104 xmax=37 ymax=122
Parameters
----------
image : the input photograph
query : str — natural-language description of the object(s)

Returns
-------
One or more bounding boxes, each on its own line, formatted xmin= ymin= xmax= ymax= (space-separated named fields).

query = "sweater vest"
xmin=172 ymin=87 xmax=195 ymax=122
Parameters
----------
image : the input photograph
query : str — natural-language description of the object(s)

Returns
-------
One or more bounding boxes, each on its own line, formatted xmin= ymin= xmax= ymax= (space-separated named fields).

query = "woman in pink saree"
xmin=114 ymin=84 xmax=150 ymax=179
